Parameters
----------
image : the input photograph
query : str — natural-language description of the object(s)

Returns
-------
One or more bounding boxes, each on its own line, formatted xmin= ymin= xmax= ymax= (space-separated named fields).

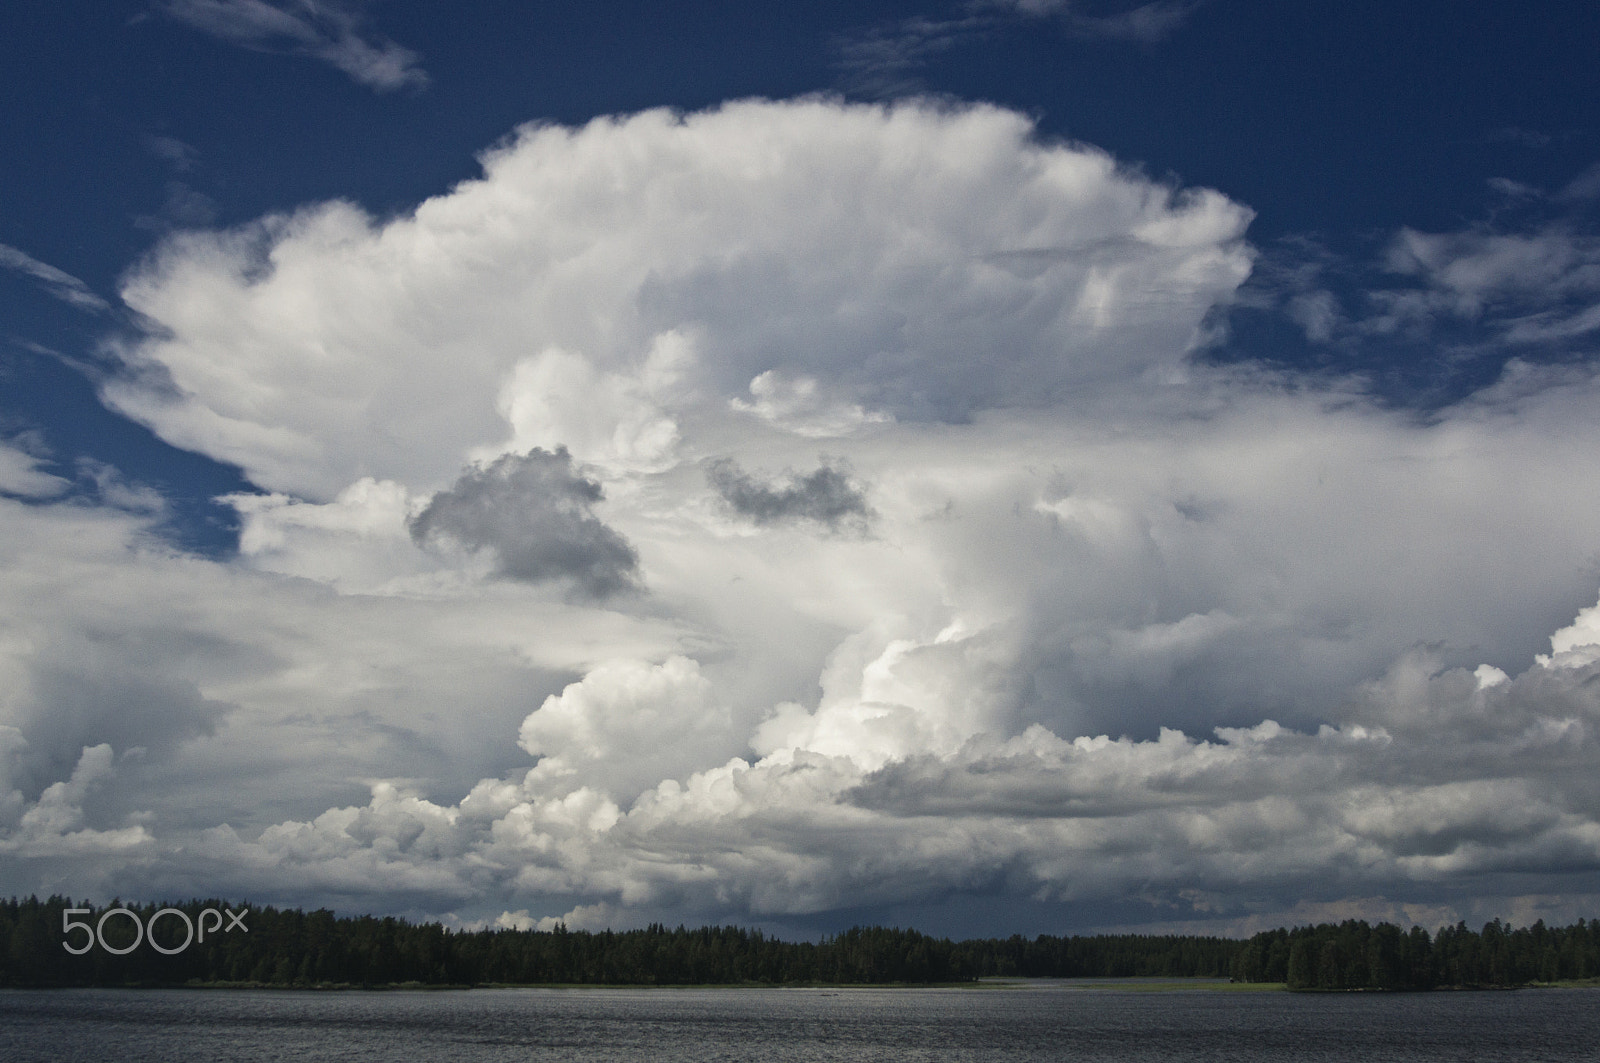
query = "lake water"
xmin=3 ymin=983 xmax=1599 ymax=1062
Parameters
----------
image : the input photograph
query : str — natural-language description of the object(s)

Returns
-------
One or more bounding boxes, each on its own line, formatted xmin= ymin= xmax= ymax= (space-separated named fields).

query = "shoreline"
xmin=8 ymin=978 xmax=1599 ymax=993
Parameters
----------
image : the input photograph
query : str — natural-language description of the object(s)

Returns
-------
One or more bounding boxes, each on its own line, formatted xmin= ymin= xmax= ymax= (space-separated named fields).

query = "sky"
xmin=2 ymin=0 xmax=1600 ymax=940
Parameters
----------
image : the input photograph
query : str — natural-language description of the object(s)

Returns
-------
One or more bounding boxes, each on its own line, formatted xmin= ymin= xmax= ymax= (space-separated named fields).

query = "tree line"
xmin=1231 ymin=917 xmax=1600 ymax=989
xmin=1 ymin=895 xmax=1596 ymax=988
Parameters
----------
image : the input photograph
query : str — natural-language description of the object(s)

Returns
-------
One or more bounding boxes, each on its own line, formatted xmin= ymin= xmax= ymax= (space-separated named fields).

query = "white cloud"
xmin=126 ymin=601 xmax=1600 ymax=926
xmin=1345 ymin=224 xmax=1600 ymax=349
xmin=1386 ymin=226 xmax=1600 ymax=318
xmin=23 ymin=362 xmax=1600 ymax=923
xmin=159 ymin=0 xmax=427 ymax=92
xmin=1287 ymin=289 xmax=1340 ymax=343
xmin=0 ymin=492 xmax=691 ymax=872
xmin=0 ymin=243 xmax=110 ymax=313
xmin=729 ymin=370 xmax=892 ymax=438
xmin=0 ymin=743 xmax=153 ymax=859
xmin=10 ymin=100 xmax=1600 ymax=931
xmin=474 ymin=340 xmax=686 ymax=475
xmin=107 ymin=98 xmax=1252 ymax=500
xmin=227 ymin=477 xmax=421 ymax=591
xmin=1541 ymin=589 xmax=1600 ymax=666
xmin=519 ymin=656 xmax=734 ymax=802
xmin=0 ymin=440 xmax=70 ymax=499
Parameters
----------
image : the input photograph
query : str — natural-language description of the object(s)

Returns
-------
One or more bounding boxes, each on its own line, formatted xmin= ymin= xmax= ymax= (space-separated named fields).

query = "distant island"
xmin=3 ymin=896 xmax=1597 ymax=991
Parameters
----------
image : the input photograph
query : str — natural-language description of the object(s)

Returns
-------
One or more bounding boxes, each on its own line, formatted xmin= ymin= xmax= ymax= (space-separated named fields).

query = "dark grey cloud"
xmin=10 ymin=659 xmax=226 ymax=799
xmin=706 ymin=458 xmax=872 ymax=533
xmin=158 ymin=0 xmax=427 ymax=92
xmin=410 ymin=449 xmax=639 ymax=598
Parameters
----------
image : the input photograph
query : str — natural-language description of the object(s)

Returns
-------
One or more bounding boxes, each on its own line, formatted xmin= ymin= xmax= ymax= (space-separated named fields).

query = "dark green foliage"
xmin=3 ymin=896 xmax=1596 ymax=989
xmin=0 ymin=897 xmax=977 ymax=987
xmin=1229 ymin=917 xmax=1600 ymax=989
xmin=956 ymin=931 xmax=1241 ymax=979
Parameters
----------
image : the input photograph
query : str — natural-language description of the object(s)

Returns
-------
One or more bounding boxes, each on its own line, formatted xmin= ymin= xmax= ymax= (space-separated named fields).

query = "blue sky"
xmin=3 ymin=1 xmax=1600 ymax=938
xmin=6 ymin=1 xmax=1599 ymax=544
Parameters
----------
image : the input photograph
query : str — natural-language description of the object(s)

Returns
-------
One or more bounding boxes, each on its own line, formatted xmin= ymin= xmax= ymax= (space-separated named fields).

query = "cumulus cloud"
xmin=156 ymin=360 xmax=1600 ymax=926
xmin=11 ymin=99 xmax=1600 ymax=932
xmin=0 ymin=491 xmax=685 ymax=849
xmin=0 ymin=243 xmax=109 ymax=313
xmin=519 ymin=656 xmax=734 ymax=802
xmin=409 ymin=449 xmax=639 ymax=598
xmin=0 ymin=744 xmax=153 ymax=859
xmin=729 ymin=370 xmax=892 ymax=438
xmin=706 ymin=458 xmax=872 ymax=533
xmin=105 ymin=98 xmax=1251 ymax=499
xmin=124 ymin=593 xmax=1600 ymax=928
xmin=158 ymin=0 xmax=427 ymax=92
xmin=475 ymin=341 xmax=686 ymax=475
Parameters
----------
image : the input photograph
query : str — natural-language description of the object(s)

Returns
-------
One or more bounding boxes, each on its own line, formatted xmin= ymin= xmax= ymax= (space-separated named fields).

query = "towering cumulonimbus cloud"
xmin=4 ymin=97 xmax=1600 ymax=933
xmin=103 ymin=97 xmax=1253 ymax=498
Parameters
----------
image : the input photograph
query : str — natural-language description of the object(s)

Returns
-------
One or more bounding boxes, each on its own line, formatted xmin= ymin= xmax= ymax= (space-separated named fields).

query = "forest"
xmin=1 ymin=895 xmax=1597 ymax=989
xmin=1229 ymin=917 xmax=1600 ymax=989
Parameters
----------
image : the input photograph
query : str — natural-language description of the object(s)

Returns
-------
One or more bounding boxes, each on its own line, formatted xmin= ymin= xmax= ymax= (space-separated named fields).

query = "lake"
xmin=3 ymin=982 xmax=1598 ymax=1061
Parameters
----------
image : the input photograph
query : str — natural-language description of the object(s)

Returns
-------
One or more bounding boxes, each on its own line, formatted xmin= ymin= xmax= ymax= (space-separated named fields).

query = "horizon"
xmin=5 ymin=891 xmax=1584 ymax=942
xmin=4 ymin=0 xmax=1600 ymax=943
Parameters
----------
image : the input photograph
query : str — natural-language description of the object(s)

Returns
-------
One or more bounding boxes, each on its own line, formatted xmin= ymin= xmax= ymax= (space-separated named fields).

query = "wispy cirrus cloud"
xmin=1215 ymin=158 xmax=1600 ymax=404
xmin=145 ymin=135 xmax=200 ymax=172
xmin=1379 ymin=224 xmax=1600 ymax=343
xmin=1288 ymin=222 xmax=1600 ymax=352
xmin=158 ymin=0 xmax=427 ymax=92
xmin=834 ymin=15 xmax=989 ymax=96
xmin=0 ymin=244 xmax=109 ymax=313
xmin=995 ymin=0 xmax=1203 ymax=43
xmin=835 ymin=2 xmax=1201 ymax=96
